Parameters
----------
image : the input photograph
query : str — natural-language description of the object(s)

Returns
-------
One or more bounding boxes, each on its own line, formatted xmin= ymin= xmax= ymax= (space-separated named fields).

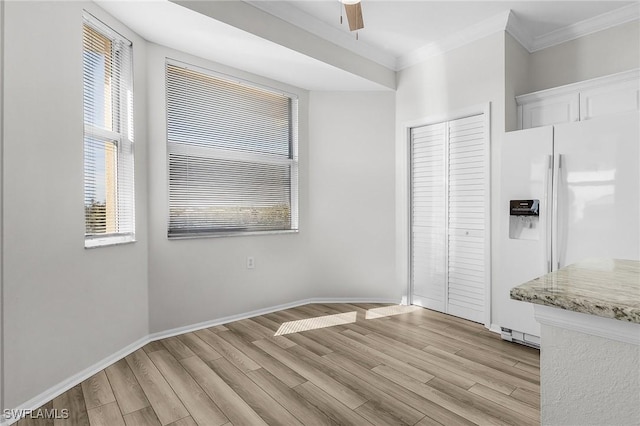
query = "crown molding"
xmin=505 ymin=10 xmax=534 ymax=51
xmin=529 ymin=3 xmax=639 ymax=53
xmin=245 ymin=0 xmax=397 ymax=70
xmin=396 ymin=10 xmax=510 ymax=70
xmin=244 ymin=2 xmax=638 ymax=73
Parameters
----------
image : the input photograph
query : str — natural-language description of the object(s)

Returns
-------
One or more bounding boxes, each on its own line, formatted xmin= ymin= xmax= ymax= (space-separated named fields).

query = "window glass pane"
xmin=83 ymin=25 xmax=112 ymax=131
xmin=84 ymin=136 xmax=118 ymax=235
xmin=83 ymin=14 xmax=135 ymax=245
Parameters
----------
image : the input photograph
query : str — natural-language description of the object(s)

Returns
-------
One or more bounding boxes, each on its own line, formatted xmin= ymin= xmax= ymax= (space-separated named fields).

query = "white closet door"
xmin=410 ymin=114 xmax=488 ymax=324
xmin=447 ymin=115 xmax=486 ymax=323
xmin=410 ymin=123 xmax=446 ymax=312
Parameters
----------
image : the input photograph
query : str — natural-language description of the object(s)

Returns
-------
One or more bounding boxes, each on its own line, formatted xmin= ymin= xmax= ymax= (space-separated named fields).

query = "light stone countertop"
xmin=510 ymin=259 xmax=640 ymax=324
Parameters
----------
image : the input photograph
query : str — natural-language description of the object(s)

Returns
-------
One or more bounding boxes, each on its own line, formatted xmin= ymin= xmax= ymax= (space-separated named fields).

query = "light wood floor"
xmin=18 ymin=303 xmax=540 ymax=426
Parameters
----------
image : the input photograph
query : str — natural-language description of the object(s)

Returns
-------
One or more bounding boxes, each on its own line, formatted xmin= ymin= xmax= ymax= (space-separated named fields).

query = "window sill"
xmin=168 ymin=229 xmax=299 ymax=240
xmin=85 ymin=234 xmax=136 ymax=249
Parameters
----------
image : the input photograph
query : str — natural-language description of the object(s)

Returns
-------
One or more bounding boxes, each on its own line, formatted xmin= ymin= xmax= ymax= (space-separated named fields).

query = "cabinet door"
xmin=580 ymin=79 xmax=640 ymax=121
xmin=520 ymin=93 xmax=579 ymax=129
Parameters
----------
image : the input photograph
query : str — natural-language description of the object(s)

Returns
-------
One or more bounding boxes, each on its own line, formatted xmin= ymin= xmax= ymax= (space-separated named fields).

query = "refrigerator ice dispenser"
xmin=509 ymin=199 xmax=539 ymax=240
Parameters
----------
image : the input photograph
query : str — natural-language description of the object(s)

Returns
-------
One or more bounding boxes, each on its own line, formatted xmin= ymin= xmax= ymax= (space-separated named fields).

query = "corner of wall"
xmin=0 ymin=0 xmax=5 ymax=415
xmin=504 ymin=31 xmax=531 ymax=132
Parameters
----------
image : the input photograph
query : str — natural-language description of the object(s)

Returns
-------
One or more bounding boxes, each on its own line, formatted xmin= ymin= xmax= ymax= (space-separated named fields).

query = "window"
xmin=166 ymin=61 xmax=299 ymax=238
xmin=83 ymin=13 xmax=135 ymax=248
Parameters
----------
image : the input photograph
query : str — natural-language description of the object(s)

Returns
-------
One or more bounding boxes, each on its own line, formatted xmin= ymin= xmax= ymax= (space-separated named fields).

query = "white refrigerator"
xmin=496 ymin=112 xmax=640 ymax=345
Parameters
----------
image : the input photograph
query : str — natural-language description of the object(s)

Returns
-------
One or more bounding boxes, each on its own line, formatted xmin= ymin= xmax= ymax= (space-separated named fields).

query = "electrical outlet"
xmin=246 ymin=256 xmax=255 ymax=269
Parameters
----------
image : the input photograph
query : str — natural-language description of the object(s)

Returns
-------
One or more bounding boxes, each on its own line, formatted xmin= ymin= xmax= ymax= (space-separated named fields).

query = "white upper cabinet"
xmin=580 ymin=78 xmax=640 ymax=121
xmin=516 ymin=69 xmax=639 ymax=130
xmin=520 ymin=93 xmax=579 ymax=129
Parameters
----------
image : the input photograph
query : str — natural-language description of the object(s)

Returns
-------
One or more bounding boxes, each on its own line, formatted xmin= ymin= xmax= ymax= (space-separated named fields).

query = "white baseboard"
xmin=1 ymin=335 xmax=150 ymax=426
xmin=2 ymin=297 xmax=400 ymax=425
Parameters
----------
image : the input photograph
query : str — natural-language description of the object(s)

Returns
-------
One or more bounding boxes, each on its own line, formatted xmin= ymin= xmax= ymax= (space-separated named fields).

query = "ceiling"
xmin=250 ymin=1 xmax=636 ymax=68
xmin=249 ymin=0 xmax=638 ymax=64
xmin=96 ymin=0 xmax=638 ymax=91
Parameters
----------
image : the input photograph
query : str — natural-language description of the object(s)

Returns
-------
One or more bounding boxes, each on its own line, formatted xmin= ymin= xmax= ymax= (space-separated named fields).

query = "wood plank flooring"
xmin=17 ymin=304 xmax=540 ymax=425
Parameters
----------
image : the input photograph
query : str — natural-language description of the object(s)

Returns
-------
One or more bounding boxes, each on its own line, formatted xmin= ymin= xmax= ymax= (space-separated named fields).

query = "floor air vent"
xmin=501 ymin=327 xmax=540 ymax=349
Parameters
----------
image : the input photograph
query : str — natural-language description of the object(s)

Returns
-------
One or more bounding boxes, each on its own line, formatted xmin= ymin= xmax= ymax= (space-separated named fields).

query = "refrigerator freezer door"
xmin=553 ymin=112 xmax=640 ymax=268
xmin=497 ymin=126 xmax=553 ymax=337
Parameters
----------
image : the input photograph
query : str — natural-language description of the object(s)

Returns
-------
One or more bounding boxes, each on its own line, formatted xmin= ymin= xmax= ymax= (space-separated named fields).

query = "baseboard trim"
xmin=2 ymin=297 xmax=400 ymax=425
xmin=1 ymin=335 xmax=150 ymax=426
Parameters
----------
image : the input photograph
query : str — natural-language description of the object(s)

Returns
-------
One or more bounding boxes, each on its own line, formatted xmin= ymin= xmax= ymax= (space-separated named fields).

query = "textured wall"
xmin=541 ymin=324 xmax=640 ymax=425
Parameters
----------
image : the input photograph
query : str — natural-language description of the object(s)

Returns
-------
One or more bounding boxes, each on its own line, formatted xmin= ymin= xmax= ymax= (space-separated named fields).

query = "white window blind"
xmin=166 ymin=62 xmax=299 ymax=238
xmin=83 ymin=13 xmax=135 ymax=248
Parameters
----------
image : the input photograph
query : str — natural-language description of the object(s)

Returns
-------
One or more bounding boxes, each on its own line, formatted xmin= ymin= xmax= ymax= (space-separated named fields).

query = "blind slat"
xmin=83 ymin=13 xmax=135 ymax=245
xmin=166 ymin=62 xmax=299 ymax=237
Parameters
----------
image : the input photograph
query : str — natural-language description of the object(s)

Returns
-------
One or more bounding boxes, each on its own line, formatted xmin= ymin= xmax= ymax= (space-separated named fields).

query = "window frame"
xmin=83 ymin=12 xmax=136 ymax=248
xmin=165 ymin=59 xmax=299 ymax=239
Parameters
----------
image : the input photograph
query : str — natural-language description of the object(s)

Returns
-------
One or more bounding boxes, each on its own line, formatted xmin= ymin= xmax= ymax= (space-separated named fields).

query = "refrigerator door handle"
xmin=552 ymin=153 xmax=562 ymax=271
xmin=544 ymin=155 xmax=553 ymax=273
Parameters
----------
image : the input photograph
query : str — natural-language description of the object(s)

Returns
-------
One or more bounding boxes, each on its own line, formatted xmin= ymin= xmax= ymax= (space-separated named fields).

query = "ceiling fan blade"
xmin=344 ymin=3 xmax=364 ymax=31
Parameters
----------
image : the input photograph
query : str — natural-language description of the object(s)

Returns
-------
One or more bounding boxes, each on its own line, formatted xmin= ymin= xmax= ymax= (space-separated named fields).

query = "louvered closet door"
xmin=447 ymin=115 xmax=486 ymax=323
xmin=411 ymin=123 xmax=447 ymax=312
xmin=411 ymin=114 xmax=487 ymax=324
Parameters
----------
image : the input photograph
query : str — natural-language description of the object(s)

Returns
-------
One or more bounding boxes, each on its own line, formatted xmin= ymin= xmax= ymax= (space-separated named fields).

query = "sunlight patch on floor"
xmin=365 ymin=305 xmax=422 ymax=320
xmin=274 ymin=311 xmax=357 ymax=336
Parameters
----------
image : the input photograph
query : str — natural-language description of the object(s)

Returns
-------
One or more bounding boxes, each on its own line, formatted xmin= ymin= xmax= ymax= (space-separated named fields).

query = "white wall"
xmin=147 ymin=45 xmax=399 ymax=333
xmin=504 ymin=32 xmax=530 ymax=132
xmin=307 ymin=92 xmax=398 ymax=301
xmin=541 ymin=324 xmax=640 ymax=425
xmin=528 ymin=20 xmax=640 ymax=93
xmin=0 ymin=0 xmax=5 ymax=413
xmin=395 ymin=32 xmax=505 ymax=326
xmin=2 ymin=1 xmax=149 ymax=409
xmin=146 ymin=44 xmax=313 ymax=333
